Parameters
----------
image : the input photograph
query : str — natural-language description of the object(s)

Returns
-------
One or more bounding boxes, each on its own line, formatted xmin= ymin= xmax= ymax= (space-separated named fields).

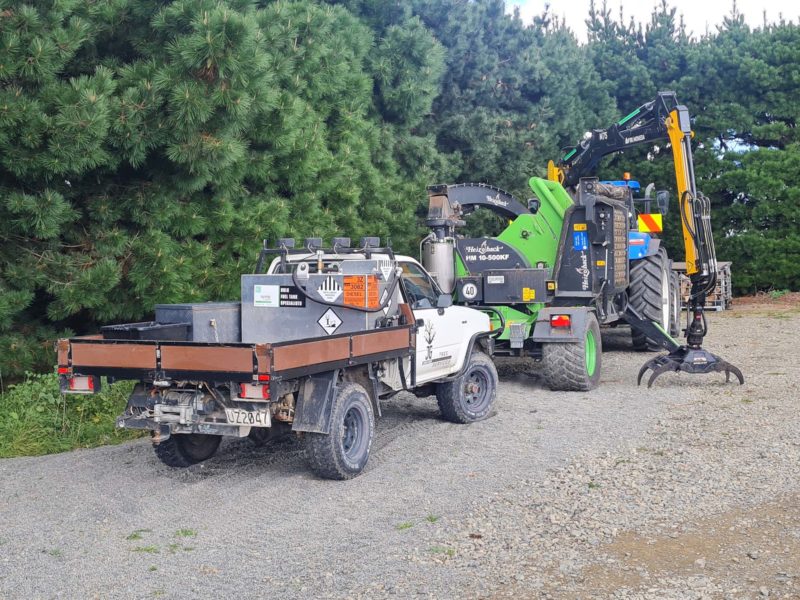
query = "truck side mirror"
xmin=656 ymin=190 xmax=669 ymax=215
xmin=436 ymin=294 xmax=453 ymax=309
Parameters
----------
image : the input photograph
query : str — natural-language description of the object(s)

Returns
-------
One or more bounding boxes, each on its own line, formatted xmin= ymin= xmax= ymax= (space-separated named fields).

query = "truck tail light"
xmin=239 ymin=383 xmax=270 ymax=400
xmin=57 ymin=367 xmax=70 ymax=374
xmin=66 ymin=375 xmax=96 ymax=394
xmin=550 ymin=314 xmax=571 ymax=329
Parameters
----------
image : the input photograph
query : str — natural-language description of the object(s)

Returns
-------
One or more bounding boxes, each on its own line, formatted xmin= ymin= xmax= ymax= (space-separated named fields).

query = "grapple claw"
xmin=637 ymin=346 xmax=744 ymax=387
xmin=646 ymin=359 xmax=680 ymax=388
xmin=725 ymin=364 xmax=745 ymax=385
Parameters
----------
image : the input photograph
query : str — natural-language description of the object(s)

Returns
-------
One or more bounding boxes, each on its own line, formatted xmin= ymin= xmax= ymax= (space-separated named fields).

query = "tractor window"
xmin=399 ymin=262 xmax=439 ymax=309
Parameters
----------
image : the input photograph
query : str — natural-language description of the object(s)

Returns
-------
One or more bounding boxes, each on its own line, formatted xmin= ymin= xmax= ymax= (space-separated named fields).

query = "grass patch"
xmin=769 ymin=289 xmax=790 ymax=300
xmin=0 ymin=372 xmax=142 ymax=458
xmin=395 ymin=522 xmax=414 ymax=531
xmin=425 ymin=515 xmax=440 ymax=524
xmin=126 ymin=529 xmax=152 ymax=541
xmin=132 ymin=545 xmax=159 ymax=554
xmin=175 ymin=528 xmax=197 ymax=538
xmin=429 ymin=546 xmax=455 ymax=557
xmin=588 ymin=481 xmax=601 ymax=489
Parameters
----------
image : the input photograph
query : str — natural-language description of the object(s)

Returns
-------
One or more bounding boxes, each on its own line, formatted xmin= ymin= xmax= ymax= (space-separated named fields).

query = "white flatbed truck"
xmin=58 ymin=239 xmax=498 ymax=479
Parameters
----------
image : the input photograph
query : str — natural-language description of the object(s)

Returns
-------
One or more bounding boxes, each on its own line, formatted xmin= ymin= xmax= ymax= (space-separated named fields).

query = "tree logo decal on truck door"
xmin=424 ymin=321 xmax=436 ymax=360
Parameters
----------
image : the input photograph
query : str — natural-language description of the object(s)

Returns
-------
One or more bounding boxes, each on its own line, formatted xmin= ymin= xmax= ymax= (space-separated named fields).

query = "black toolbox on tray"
xmin=100 ymin=321 xmax=190 ymax=341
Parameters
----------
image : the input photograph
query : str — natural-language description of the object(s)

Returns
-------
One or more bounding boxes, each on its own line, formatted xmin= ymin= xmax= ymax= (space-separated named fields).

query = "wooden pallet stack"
xmin=671 ymin=261 xmax=733 ymax=311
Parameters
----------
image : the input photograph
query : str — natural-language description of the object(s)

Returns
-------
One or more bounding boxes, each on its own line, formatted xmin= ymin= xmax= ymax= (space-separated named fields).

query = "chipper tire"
xmin=436 ymin=351 xmax=497 ymax=424
xmin=542 ymin=313 xmax=602 ymax=391
xmin=154 ymin=433 xmax=222 ymax=468
xmin=305 ymin=383 xmax=374 ymax=480
xmin=630 ymin=248 xmax=672 ymax=350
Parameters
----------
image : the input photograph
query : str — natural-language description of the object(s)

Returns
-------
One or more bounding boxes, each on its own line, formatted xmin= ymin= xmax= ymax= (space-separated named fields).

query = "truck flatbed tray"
xmin=57 ymin=325 xmax=415 ymax=383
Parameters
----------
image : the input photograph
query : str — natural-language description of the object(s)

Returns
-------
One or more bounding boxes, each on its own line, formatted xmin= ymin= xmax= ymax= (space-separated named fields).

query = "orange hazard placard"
xmin=343 ymin=275 xmax=380 ymax=309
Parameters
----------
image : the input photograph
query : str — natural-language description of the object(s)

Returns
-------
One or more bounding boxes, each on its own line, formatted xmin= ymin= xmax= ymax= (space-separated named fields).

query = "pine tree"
xmin=0 ymin=0 xmax=439 ymax=378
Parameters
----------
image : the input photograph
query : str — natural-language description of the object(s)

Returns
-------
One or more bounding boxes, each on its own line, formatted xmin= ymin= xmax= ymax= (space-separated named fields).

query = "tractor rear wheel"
xmin=541 ymin=312 xmax=602 ymax=391
xmin=629 ymin=248 xmax=672 ymax=350
xmin=669 ymin=270 xmax=682 ymax=338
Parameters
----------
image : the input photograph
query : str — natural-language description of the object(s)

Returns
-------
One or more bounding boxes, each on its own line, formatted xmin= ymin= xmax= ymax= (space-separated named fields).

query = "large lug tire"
xmin=154 ymin=433 xmax=222 ymax=468
xmin=669 ymin=270 xmax=682 ymax=338
xmin=436 ymin=351 xmax=498 ymax=424
xmin=541 ymin=312 xmax=602 ymax=391
xmin=305 ymin=383 xmax=374 ymax=480
xmin=629 ymin=248 xmax=672 ymax=350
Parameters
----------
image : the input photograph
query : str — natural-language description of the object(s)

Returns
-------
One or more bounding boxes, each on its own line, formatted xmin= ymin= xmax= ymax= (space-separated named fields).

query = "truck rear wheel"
xmin=305 ymin=383 xmax=374 ymax=480
xmin=629 ymin=248 xmax=672 ymax=350
xmin=154 ymin=433 xmax=222 ymax=468
xmin=436 ymin=351 xmax=497 ymax=423
xmin=541 ymin=313 xmax=601 ymax=391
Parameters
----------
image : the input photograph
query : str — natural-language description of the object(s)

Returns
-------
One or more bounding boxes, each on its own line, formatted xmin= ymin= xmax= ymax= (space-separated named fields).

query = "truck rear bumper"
xmin=116 ymin=413 xmax=253 ymax=440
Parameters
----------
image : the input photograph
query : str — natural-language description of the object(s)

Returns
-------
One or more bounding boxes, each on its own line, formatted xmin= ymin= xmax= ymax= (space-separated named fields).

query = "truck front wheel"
xmin=541 ymin=313 xmax=602 ymax=391
xmin=305 ymin=383 xmax=375 ymax=480
xmin=436 ymin=351 xmax=498 ymax=423
xmin=153 ymin=433 xmax=222 ymax=468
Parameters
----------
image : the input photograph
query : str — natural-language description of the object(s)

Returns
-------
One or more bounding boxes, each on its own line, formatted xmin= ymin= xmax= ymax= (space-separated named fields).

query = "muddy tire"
xmin=630 ymin=248 xmax=672 ymax=350
xmin=436 ymin=351 xmax=497 ymax=424
xmin=305 ymin=383 xmax=374 ymax=480
xmin=542 ymin=312 xmax=602 ymax=391
xmin=154 ymin=433 xmax=222 ymax=468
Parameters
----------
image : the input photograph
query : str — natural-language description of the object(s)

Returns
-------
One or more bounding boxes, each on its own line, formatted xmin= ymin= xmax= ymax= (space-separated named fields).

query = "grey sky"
xmin=507 ymin=0 xmax=799 ymax=41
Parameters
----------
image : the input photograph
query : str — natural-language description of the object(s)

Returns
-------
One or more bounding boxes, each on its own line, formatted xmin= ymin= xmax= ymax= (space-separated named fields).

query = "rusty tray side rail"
xmin=58 ymin=323 xmax=415 ymax=384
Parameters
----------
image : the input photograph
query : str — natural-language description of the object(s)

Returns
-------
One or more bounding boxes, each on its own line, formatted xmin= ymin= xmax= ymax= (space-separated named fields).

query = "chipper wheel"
xmin=541 ymin=312 xmax=602 ymax=391
xmin=629 ymin=248 xmax=673 ymax=350
xmin=154 ymin=433 xmax=222 ymax=468
xmin=436 ymin=351 xmax=498 ymax=423
xmin=305 ymin=383 xmax=375 ymax=480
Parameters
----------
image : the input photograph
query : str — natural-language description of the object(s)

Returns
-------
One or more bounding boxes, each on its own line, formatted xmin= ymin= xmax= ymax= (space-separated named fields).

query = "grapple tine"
xmin=647 ymin=360 xmax=678 ymax=388
xmin=725 ymin=364 xmax=745 ymax=385
xmin=637 ymin=362 xmax=651 ymax=386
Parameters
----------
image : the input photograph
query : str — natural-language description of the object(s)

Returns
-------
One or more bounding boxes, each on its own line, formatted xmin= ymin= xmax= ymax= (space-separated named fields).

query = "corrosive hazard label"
xmin=343 ymin=275 xmax=380 ymax=309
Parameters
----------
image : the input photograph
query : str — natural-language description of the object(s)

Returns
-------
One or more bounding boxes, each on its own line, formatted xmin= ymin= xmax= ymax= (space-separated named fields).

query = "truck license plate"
xmin=225 ymin=408 xmax=271 ymax=427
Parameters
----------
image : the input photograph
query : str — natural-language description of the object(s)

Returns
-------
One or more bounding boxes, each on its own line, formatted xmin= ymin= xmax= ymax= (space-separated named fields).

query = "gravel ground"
xmin=0 ymin=299 xmax=798 ymax=599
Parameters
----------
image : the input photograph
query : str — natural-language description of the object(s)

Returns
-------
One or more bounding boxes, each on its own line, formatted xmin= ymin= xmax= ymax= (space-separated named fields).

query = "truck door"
xmin=399 ymin=261 xmax=474 ymax=384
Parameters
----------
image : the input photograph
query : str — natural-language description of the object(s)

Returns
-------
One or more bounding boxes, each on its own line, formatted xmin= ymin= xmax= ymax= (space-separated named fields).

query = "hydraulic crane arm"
xmin=549 ymin=90 xmax=713 ymax=281
xmin=548 ymin=91 xmax=742 ymax=386
xmin=549 ymin=91 xmax=681 ymax=188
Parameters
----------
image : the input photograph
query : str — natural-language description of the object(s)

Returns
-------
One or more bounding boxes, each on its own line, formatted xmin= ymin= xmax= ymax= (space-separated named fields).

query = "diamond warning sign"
xmin=317 ymin=308 xmax=343 ymax=336
xmin=317 ymin=276 xmax=343 ymax=302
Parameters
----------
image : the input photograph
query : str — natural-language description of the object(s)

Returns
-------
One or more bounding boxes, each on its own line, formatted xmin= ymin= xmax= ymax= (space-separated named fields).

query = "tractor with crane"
xmin=421 ymin=91 xmax=743 ymax=390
